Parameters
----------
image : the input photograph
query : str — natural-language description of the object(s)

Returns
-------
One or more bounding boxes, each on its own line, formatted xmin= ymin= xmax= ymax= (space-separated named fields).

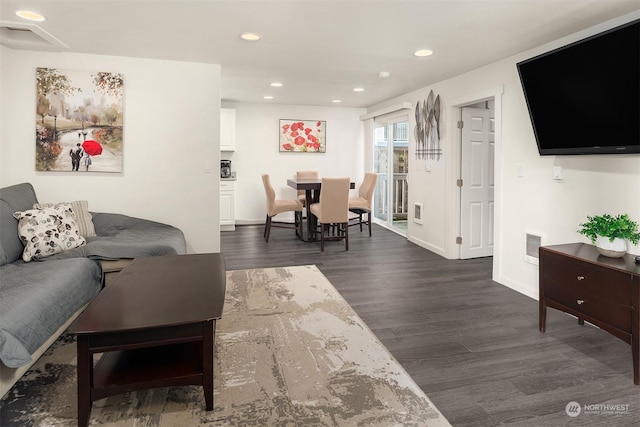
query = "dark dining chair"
xmin=262 ymin=174 xmax=303 ymax=242
xmin=309 ymin=177 xmax=350 ymax=251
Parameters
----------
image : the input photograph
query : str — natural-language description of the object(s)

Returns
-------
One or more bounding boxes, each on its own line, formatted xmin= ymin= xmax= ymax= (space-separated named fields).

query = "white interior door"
xmin=460 ymin=106 xmax=494 ymax=259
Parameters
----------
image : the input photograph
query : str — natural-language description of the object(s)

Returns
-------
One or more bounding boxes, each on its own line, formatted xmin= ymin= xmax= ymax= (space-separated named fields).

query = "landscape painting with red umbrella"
xmin=35 ymin=67 xmax=124 ymax=172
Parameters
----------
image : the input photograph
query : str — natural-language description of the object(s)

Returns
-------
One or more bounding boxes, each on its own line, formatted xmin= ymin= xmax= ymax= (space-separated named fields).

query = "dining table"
xmin=287 ymin=178 xmax=355 ymax=242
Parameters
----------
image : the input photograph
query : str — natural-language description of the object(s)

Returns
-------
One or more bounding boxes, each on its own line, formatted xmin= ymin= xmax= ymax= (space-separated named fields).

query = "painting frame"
xmin=279 ymin=119 xmax=326 ymax=153
xmin=35 ymin=67 xmax=124 ymax=173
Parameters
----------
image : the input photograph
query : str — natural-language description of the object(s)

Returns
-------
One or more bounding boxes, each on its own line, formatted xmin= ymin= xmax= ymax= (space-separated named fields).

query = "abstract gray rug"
xmin=1 ymin=265 xmax=450 ymax=426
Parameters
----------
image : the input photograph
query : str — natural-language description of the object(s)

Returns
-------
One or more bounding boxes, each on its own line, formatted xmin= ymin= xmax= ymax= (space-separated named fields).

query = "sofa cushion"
xmin=34 ymin=200 xmax=96 ymax=237
xmin=0 ymin=183 xmax=39 ymax=266
xmin=13 ymin=205 xmax=86 ymax=262
xmin=0 ymin=257 xmax=102 ymax=368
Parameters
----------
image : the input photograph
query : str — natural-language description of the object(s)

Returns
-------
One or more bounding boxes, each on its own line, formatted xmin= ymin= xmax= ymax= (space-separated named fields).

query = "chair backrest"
xmin=358 ymin=173 xmax=378 ymax=207
xmin=262 ymin=174 xmax=275 ymax=214
xmin=296 ymin=171 xmax=318 ymax=197
xmin=317 ymin=177 xmax=350 ymax=223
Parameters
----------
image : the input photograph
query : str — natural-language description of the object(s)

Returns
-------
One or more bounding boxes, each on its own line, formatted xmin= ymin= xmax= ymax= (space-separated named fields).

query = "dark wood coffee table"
xmin=69 ymin=253 xmax=226 ymax=427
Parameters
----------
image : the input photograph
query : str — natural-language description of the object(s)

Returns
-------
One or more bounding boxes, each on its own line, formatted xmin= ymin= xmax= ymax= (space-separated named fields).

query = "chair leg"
xmin=296 ymin=211 xmax=300 ymax=238
xmin=359 ymin=212 xmax=363 ymax=232
xmin=296 ymin=211 xmax=304 ymax=240
xmin=344 ymin=222 xmax=349 ymax=251
xmin=264 ymin=214 xmax=268 ymax=238
xmin=367 ymin=211 xmax=372 ymax=236
xmin=320 ymin=224 xmax=325 ymax=252
xmin=265 ymin=215 xmax=272 ymax=242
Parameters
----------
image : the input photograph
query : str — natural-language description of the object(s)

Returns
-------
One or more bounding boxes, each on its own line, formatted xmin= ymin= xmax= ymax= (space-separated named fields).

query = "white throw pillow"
xmin=33 ymin=200 xmax=96 ymax=237
xmin=13 ymin=205 xmax=86 ymax=262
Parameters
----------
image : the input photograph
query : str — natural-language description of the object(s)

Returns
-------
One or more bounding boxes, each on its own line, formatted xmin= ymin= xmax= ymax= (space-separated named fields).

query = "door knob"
xmin=577 ymin=299 xmax=584 ymax=305
xmin=577 ymin=276 xmax=585 ymax=281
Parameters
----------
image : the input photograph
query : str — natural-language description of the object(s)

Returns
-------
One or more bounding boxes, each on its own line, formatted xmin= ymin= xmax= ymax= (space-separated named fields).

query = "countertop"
xmin=221 ymin=172 xmax=237 ymax=181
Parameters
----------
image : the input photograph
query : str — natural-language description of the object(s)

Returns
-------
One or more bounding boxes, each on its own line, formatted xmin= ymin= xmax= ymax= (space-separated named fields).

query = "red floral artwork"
xmin=280 ymin=119 xmax=326 ymax=152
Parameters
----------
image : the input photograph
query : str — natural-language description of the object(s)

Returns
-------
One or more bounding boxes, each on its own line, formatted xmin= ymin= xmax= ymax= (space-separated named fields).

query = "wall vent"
xmin=525 ymin=232 xmax=543 ymax=265
xmin=414 ymin=203 xmax=423 ymax=224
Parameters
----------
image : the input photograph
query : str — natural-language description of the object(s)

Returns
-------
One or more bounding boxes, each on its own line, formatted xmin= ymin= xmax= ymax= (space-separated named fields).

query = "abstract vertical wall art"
xmin=414 ymin=89 xmax=442 ymax=160
xmin=35 ymin=67 xmax=124 ymax=172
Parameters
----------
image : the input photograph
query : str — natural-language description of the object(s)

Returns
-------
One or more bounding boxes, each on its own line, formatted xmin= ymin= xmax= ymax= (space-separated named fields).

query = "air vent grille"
xmin=414 ymin=203 xmax=423 ymax=225
xmin=0 ymin=21 xmax=68 ymax=50
xmin=525 ymin=232 xmax=543 ymax=265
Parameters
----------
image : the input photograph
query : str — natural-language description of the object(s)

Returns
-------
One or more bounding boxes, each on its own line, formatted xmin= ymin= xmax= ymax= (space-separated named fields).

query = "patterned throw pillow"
xmin=33 ymin=200 xmax=96 ymax=237
xmin=13 ymin=204 xmax=86 ymax=262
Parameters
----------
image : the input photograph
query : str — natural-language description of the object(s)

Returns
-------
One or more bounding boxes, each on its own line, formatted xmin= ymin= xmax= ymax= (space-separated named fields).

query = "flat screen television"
xmin=517 ymin=19 xmax=639 ymax=155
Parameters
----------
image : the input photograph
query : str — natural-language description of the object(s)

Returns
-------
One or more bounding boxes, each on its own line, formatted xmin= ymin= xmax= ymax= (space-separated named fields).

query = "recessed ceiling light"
xmin=353 ymin=88 xmax=364 ymax=92
xmin=414 ymin=49 xmax=434 ymax=57
xmin=378 ymin=71 xmax=390 ymax=78
xmin=16 ymin=10 xmax=45 ymax=22
xmin=240 ymin=32 xmax=262 ymax=41
xmin=332 ymin=99 xmax=342 ymax=103
xmin=270 ymin=82 xmax=283 ymax=87
xmin=263 ymin=95 xmax=274 ymax=100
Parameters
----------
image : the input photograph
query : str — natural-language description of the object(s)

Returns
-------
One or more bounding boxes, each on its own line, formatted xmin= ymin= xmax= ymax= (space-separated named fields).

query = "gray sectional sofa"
xmin=0 ymin=182 xmax=186 ymax=397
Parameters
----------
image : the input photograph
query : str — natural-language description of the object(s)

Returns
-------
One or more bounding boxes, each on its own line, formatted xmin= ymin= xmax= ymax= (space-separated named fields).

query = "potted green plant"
xmin=578 ymin=213 xmax=640 ymax=257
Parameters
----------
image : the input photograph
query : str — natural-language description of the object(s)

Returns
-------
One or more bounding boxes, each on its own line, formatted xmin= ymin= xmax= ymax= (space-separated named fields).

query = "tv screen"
xmin=517 ymin=19 xmax=639 ymax=155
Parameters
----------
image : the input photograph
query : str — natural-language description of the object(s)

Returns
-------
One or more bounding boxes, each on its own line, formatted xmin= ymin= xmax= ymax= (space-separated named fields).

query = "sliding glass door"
xmin=373 ymin=117 xmax=409 ymax=233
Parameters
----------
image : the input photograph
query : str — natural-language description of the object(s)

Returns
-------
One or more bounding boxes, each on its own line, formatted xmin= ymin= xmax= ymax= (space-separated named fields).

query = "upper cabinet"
xmin=220 ymin=108 xmax=236 ymax=151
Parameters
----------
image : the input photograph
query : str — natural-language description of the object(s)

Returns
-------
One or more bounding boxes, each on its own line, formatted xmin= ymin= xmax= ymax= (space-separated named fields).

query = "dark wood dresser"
xmin=539 ymin=243 xmax=640 ymax=385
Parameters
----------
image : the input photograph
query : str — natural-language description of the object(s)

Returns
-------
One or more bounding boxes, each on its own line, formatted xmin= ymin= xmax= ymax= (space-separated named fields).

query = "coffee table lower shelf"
xmin=75 ymin=319 xmax=215 ymax=427
xmin=91 ymin=341 xmax=205 ymax=401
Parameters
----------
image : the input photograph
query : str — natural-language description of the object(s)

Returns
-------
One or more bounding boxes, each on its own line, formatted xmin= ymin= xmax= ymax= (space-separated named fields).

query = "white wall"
xmin=366 ymin=11 xmax=640 ymax=299
xmin=0 ymin=47 xmax=222 ymax=253
xmin=221 ymin=102 xmax=366 ymax=223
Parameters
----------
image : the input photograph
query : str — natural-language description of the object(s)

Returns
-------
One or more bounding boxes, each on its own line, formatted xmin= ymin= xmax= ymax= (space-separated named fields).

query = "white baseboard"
xmin=495 ymin=274 xmax=538 ymax=300
xmin=407 ymin=235 xmax=448 ymax=259
xmin=235 ymin=219 xmax=298 ymax=226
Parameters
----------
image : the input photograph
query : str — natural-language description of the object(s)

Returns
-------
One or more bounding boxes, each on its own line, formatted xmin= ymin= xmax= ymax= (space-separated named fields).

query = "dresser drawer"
xmin=578 ymin=297 xmax=632 ymax=333
xmin=542 ymin=251 xmax=631 ymax=308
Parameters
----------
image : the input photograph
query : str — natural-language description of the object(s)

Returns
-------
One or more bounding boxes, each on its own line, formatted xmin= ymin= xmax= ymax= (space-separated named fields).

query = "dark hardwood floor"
xmin=221 ymin=224 xmax=639 ymax=426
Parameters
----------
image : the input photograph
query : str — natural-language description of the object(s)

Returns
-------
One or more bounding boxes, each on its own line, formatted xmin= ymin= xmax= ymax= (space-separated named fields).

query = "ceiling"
xmin=1 ymin=0 xmax=638 ymax=108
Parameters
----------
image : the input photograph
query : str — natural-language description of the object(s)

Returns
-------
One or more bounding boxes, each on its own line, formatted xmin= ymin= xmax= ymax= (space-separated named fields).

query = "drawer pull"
xmin=577 ymin=276 xmax=585 ymax=281
xmin=577 ymin=299 xmax=584 ymax=305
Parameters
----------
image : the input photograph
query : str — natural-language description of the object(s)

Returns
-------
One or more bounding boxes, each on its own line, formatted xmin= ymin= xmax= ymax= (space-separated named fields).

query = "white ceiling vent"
xmin=0 ymin=21 xmax=68 ymax=51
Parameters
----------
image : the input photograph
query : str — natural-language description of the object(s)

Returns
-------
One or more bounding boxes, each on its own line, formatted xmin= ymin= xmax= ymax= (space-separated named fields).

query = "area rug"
xmin=0 ymin=265 xmax=450 ymax=426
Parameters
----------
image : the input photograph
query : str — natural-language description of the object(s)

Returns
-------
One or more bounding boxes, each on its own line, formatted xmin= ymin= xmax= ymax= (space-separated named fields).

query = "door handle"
xmin=577 ymin=276 xmax=585 ymax=281
xmin=577 ymin=299 xmax=584 ymax=305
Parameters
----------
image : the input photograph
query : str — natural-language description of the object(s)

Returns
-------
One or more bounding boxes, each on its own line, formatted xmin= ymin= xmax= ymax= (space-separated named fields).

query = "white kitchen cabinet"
xmin=220 ymin=108 xmax=236 ymax=151
xmin=220 ymin=180 xmax=235 ymax=231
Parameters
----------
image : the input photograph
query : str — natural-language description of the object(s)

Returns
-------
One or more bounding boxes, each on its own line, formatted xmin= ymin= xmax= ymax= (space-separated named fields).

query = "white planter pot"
xmin=595 ymin=236 xmax=627 ymax=258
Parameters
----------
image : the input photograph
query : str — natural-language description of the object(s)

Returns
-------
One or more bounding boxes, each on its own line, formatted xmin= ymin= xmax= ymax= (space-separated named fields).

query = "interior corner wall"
xmin=0 ymin=46 xmax=222 ymax=253
xmin=221 ymin=102 xmax=366 ymax=223
xmin=366 ymin=11 xmax=640 ymax=300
